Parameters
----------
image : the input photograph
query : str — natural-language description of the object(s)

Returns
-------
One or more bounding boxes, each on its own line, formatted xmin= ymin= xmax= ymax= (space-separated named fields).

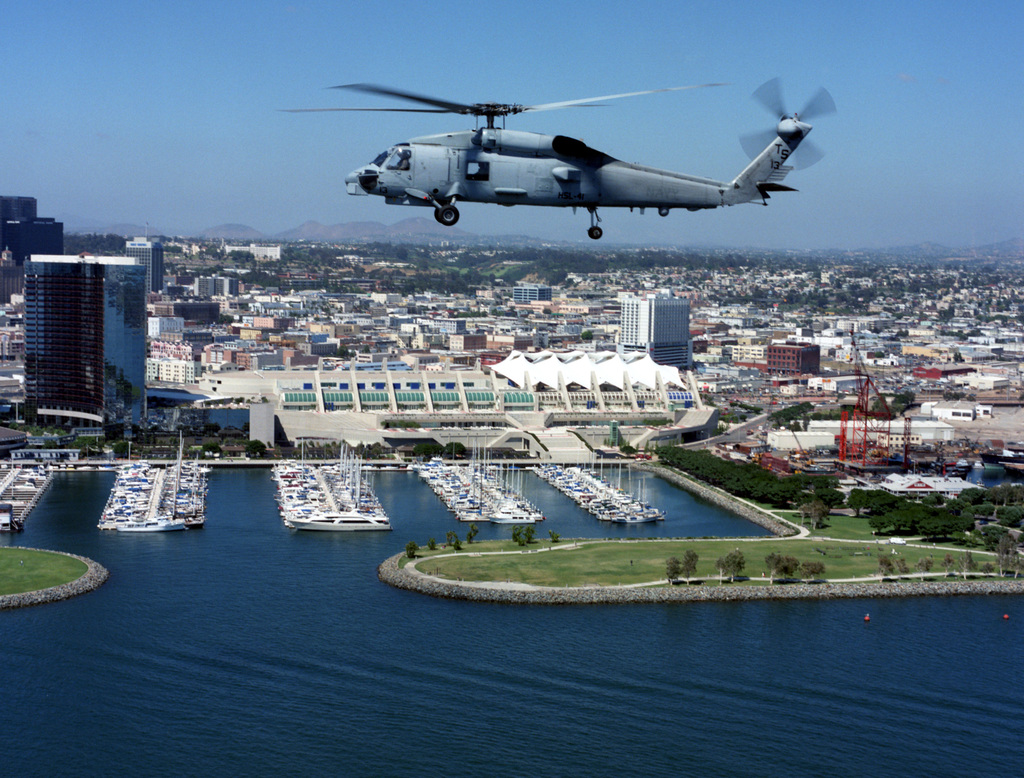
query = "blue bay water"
xmin=3 ymin=468 xmax=1022 ymax=777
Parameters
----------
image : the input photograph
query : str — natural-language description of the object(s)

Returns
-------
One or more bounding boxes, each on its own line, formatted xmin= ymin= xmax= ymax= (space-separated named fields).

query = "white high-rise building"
xmin=620 ymin=292 xmax=692 ymax=369
xmin=126 ymin=237 xmax=164 ymax=293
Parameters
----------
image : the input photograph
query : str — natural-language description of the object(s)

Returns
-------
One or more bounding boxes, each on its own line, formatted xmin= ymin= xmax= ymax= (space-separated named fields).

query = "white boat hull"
xmin=287 ymin=514 xmax=392 ymax=532
xmin=116 ymin=520 xmax=187 ymax=532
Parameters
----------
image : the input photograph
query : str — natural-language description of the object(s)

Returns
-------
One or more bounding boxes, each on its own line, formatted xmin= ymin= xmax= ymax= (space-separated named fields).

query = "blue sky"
xmin=4 ymin=0 xmax=1022 ymax=249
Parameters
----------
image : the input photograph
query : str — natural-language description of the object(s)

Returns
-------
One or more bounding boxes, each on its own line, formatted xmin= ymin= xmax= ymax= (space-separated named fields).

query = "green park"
xmin=399 ymin=449 xmax=1024 ymax=590
xmin=0 ymin=547 xmax=88 ymax=596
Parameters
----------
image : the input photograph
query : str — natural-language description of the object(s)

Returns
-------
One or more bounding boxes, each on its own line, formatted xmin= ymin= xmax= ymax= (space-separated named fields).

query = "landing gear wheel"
xmin=435 ymin=205 xmax=460 ymax=226
xmin=587 ymin=226 xmax=603 ymax=240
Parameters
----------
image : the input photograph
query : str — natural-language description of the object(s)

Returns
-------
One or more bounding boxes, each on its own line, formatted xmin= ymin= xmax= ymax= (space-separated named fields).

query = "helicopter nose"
xmin=345 ymin=167 xmax=378 ymax=195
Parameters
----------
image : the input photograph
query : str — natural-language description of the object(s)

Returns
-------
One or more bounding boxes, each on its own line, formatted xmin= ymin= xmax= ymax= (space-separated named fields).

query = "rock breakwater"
xmin=379 ymin=553 xmax=1024 ymax=605
xmin=0 ymin=550 xmax=109 ymax=611
xmin=637 ymin=463 xmax=798 ymax=537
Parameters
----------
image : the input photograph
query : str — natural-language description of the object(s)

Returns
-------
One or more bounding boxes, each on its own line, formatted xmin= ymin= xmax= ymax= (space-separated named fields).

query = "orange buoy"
xmin=1004 ymin=614 xmax=1009 ymax=620
xmin=864 ymin=614 xmax=870 ymax=622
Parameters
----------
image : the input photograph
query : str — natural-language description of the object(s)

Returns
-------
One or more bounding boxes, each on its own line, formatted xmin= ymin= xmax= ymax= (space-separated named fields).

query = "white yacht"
xmin=286 ymin=509 xmax=392 ymax=532
xmin=115 ymin=516 xmax=187 ymax=532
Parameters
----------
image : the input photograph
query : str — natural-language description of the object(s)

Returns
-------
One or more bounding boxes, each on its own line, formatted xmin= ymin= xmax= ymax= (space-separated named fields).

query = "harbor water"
xmin=4 ymin=468 xmax=1021 ymax=776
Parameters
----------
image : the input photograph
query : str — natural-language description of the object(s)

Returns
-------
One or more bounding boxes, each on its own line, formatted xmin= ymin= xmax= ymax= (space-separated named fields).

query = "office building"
xmin=766 ymin=342 xmax=820 ymax=375
xmin=0 ymin=197 xmax=63 ymax=304
xmin=125 ymin=237 xmax=164 ymax=293
xmin=620 ymin=292 xmax=692 ymax=369
xmin=513 ymin=284 xmax=553 ymax=304
xmin=194 ymin=275 xmax=239 ymax=297
xmin=24 ymin=256 xmax=146 ymax=432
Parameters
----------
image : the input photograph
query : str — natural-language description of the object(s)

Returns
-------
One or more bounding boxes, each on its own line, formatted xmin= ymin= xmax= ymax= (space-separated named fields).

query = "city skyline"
xmin=5 ymin=1 xmax=1022 ymax=250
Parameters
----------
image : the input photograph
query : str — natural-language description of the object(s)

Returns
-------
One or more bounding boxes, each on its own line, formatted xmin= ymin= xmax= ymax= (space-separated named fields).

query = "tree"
xmin=798 ymin=498 xmax=829 ymax=529
xmin=466 ymin=523 xmax=479 ymax=544
xmin=916 ymin=557 xmax=934 ymax=575
xmin=996 ymin=534 xmax=1018 ymax=576
xmin=877 ymin=556 xmax=895 ymax=578
xmin=511 ymin=526 xmax=526 ymax=546
xmin=442 ymin=441 xmax=467 ymax=459
xmin=666 ymin=557 xmax=682 ymax=583
xmin=814 ymin=488 xmax=846 ymax=512
xmin=942 ymin=552 xmax=956 ymax=576
xmin=427 ymin=537 xmax=437 ymax=551
xmin=548 ymin=529 xmax=561 ymax=543
xmin=957 ymin=550 xmax=975 ymax=579
xmin=680 ymin=549 xmax=699 ymax=583
xmin=523 ymin=525 xmax=536 ymax=544
xmin=846 ymin=489 xmax=872 ymax=517
xmin=405 ymin=541 xmax=419 ymax=559
xmin=717 ymin=549 xmax=746 ymax=582
xmin=765 ymin=552 xmax=799 ymax=583
xmin=244 ymin=439 xmax=267 ymax=458
xmin=801 ymin=560 xmax=826 ymax=581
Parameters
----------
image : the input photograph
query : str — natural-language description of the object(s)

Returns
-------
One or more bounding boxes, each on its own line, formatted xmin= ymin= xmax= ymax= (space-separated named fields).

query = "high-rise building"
xmin=620 ymin=292 xmax=692 ymax=369
xmin=0 ymin=196 xmax=64 ymax=303
xmin=0 ymin=197 xmax=38 ymax=220
xmin=126 ymin=237 xmax=164 ymax=293
xmin=24 ymin=256 xmax=147 ymax=432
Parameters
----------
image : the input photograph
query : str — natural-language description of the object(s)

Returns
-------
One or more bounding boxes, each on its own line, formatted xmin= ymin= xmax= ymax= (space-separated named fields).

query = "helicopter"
xmin=286 ymin=79 xmax=834 ymax=240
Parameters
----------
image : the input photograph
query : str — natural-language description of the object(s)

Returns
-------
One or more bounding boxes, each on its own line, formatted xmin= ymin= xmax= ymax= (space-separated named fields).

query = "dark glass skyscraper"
xmin=0 ymin=196 xmax=63 ymax=266
xmin=24 ymin=256 xmax=146 ymax=433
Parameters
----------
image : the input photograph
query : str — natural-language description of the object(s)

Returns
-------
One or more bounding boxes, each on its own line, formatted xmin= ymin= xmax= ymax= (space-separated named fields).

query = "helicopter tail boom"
xmin=726 ymin=119 xmax=810 ymax=205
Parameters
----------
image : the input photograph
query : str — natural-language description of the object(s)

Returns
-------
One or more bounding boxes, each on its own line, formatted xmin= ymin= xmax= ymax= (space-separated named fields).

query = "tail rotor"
xmin=741 ymin=78 xmax=835 ymax=169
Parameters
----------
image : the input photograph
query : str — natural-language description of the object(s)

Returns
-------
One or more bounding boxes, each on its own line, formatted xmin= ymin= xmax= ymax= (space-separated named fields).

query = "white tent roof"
xmin=490 ymin=350 xmax=683 ymax=391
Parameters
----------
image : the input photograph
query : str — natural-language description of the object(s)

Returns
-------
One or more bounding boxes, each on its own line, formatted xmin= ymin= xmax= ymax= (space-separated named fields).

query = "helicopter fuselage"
xmin=345 ymin=122 xmax=808 ymax=238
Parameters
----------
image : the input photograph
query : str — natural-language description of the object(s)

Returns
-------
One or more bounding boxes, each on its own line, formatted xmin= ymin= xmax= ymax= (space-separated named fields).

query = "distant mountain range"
xmin=63 ymin=217 xmax=472 ymax=242
xmin=853 ymin=238 xmax=1024 ymax=259
xmin=60 ymin=215 xmax=1023 ymax=256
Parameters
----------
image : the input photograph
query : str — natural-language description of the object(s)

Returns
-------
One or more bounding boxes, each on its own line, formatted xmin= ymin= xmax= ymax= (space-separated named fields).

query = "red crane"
xmin=838 ymin=332 xmax=904 ymax=469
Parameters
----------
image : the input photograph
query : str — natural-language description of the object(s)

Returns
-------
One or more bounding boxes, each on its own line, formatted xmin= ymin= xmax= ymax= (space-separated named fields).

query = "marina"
xmin=2 ymin=468 xmax=1018 ymax=777
xmin=414 ymin=457 xmax=545 ymax=524
xmin=98 ymin=454 xmax=208 ymax=531
xmin=0 ymin=465 xmax=54 ymax=532
xmin=272 ymin=450 xmax=392 ymax=531
xmin=536 ymin=463 xmax=665 ymax=523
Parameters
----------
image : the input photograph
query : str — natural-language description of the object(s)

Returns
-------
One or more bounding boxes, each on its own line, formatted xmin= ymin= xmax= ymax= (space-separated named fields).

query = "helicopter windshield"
xmin=370 ymin=150 xmax=389 ymax=167
xmin=384 ymin=146 xmax=412 ymax=171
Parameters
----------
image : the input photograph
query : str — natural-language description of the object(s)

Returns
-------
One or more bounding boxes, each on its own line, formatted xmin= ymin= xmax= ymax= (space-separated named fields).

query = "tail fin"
xmin=726 ymin=118 xmax=811 ymax=205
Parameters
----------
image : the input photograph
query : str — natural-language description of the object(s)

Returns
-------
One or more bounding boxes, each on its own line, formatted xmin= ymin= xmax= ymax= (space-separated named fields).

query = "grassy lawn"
xmin=0 ymin=548 xmax=88 ymax=596
xmin=408 ymin=538 xmax=980 ymax=588
xmin=810 ymin=513 xmax=879 ymax=541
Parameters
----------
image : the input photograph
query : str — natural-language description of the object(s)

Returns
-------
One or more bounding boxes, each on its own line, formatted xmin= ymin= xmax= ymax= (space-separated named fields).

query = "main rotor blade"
xmin=799 ymin=87 xmax=836 ymax=121
xmin=751 ymin=77 xmax=786 ymax=118
xmin=281 ymin=107 xmax=450 ymax=113
xmin=524 ymin=83 xmax=728 ymax=113
xmin=331 ymin=83 xmax=477 ymax=114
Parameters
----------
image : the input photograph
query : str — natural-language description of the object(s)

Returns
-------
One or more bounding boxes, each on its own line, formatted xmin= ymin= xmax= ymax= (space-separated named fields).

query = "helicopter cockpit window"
xmin=370 ymin=150 xmax=389 ymax=167
xmin=466 ymin=161 xmax=489 ymax=181
xmin=385 ymin=147 xmax=412 ymax=171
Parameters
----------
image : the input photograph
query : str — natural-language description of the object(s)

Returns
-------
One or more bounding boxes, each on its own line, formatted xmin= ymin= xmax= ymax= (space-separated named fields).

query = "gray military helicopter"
xmin=288 ymin=79 xmax=834 ymax=239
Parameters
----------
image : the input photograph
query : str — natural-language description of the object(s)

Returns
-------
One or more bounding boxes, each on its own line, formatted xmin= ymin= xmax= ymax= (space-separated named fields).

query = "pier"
xmin=413 ymin=458 xmax=544 ymax=524
xmin=0 ymin=465 xmax=54 ymax=532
